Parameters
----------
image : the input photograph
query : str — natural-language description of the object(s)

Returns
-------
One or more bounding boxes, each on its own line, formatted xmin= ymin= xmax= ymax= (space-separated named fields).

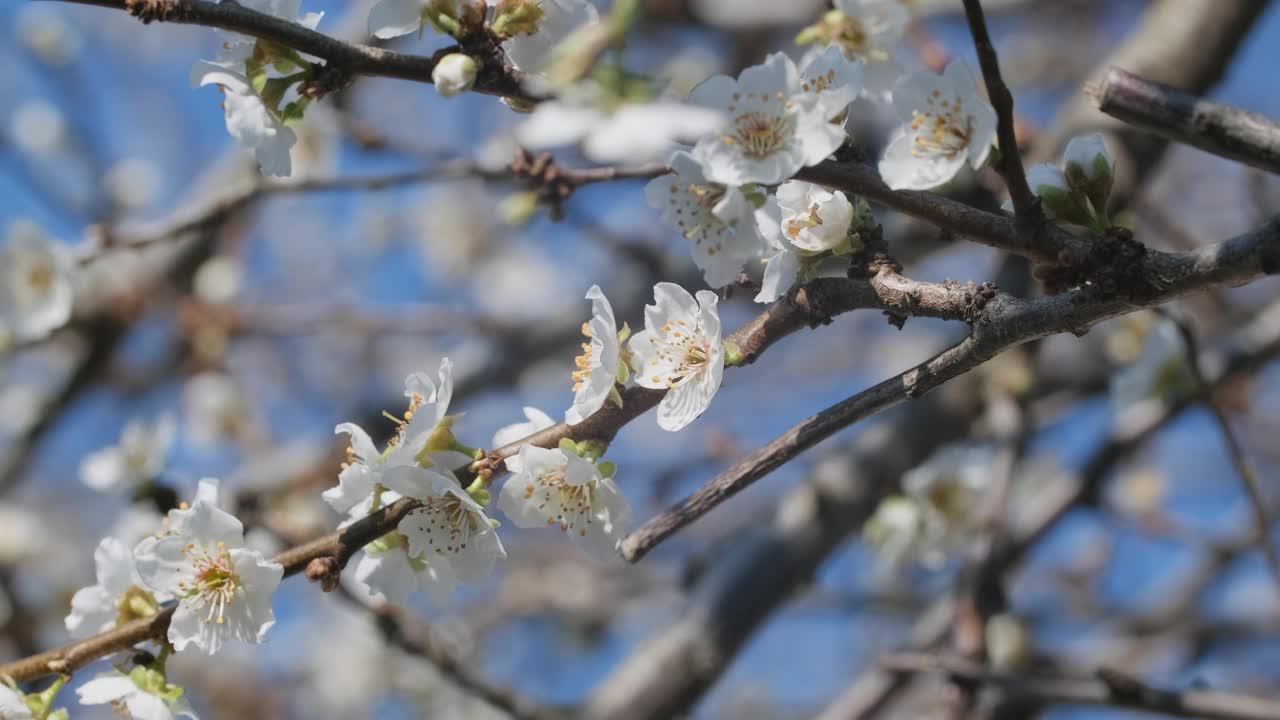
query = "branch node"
xmin=304 ymin=556 xmax=342 ymax=592
xmin=125 ymin=0 xmax=188 ymax=24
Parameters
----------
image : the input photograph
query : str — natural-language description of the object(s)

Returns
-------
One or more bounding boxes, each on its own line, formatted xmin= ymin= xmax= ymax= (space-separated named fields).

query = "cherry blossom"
xmin=628 ymin=283 xmax=724 ymax=431
xmin=879 ymin=60 xmax=996 ymax=190
xmin=798 ymin=0 xmax=909 ymax=100
xmin=498 ymin=445 xmax=629 ymax=560
xmin=776 ymin=179 xmax=856 ymax=252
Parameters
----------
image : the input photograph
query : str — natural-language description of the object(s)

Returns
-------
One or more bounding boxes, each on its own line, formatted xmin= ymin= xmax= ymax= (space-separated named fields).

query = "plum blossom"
xmin=381 ymin=465 xmax=506 ymax=583
xmin=645 ymin=151 xmax=764 ymax=288
xmin=77 ymin=669 xmax=196 ymax=720
xmin=503 ymin=0 xmax=599 ymax=89
xmin=133 ymin=480 xmax=283 ymax=654
xmin=499 ymin=445 xmax=629 ymax=560
xmin=1 ymin=221 xmax=73 ymax=342
xmin=494 ymin=406 xmax=555 ymax=473
xmin=516 ymin=90 xmax=726 ymax=164
xmin=1110 ymin=317 xmax=1194 ymax=412
xmin=349 ymin=524 xmax=458 ymax=605
xmin=753 ymin=201 xmax=803 ymax=304
xmin=566 ymin=286 xmax=624 ymax=426
xmin=865 ymin=444 xmax=994 ymax=570
xmin=689 ymin=52 xmax=855 ymax=186
xmin=66 ymin=537 xmax=165 ymax=639
xmin=80 ymin=416 xmax=175 ymax=493
xmin=776 ymin=180 xmax=855 ymax=252
xmin=879 ymin=60 xmax=996 ymax=190
xmin=798 ymin=0 xmax=908 ymax=100
xmin=628 ymin=283 xmax=724 ymax=432
xmin=797 ymin=45 xmax=865 ymax=121
xmin=190 ymin=1 xmax=324 ymax=176
xmin=0 ymin=684 xmax=32 ymax=719
xmin=323 ymin=359 xmax=456 ymax=515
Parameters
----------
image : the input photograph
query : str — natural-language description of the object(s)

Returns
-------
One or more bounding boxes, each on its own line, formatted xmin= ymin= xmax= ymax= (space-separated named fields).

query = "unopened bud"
xmin=432 ymin=53 xmax=478 ymax=97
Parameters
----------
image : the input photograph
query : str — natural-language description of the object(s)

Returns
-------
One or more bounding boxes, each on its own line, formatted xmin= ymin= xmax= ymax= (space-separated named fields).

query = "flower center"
xmin=727 ymin=111 xmax=795 ymax=160
xmin=649 ymin=319 xmax=710 ymax=388
xmin=909 ymin=91 xmax=974 ymax=159
xmin=416 ymin=493 xmax=483 ymax=555
xmin=785 ymin=202 xmax=826 ymax=240
xmin=115 ymin=585 xmax=159 ymax=626
xmin=177 ymin=542 xmax=240 ymax=625
xmin=527 ymin=469 xmax=596 ymax=536
xmin=26 ymin=261 xmax=54 ymax=295
xmin=572 ymin=322 xmax=595 ymax=392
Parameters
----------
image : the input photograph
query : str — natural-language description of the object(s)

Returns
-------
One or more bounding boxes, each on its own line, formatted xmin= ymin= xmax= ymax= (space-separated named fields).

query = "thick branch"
xmin=620 ymin=218 xmax=1280 ymax=562
xmin=1095 ymin=66 xmax=1280 ymax=175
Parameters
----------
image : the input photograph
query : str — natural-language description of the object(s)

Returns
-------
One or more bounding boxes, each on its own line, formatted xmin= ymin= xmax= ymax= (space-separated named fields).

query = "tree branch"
xmin=961 ymin=0 xmax=1044 ymax=232
xmin=56 ymin=0 xmax=531 ymax=99
xmin=620 ymin=218 xmax=1280 ymax=562
xmin=1094 ymin=66 xmax=1280 ymax=175
xmin=879 ymin=652 xmax=1280 ymax=720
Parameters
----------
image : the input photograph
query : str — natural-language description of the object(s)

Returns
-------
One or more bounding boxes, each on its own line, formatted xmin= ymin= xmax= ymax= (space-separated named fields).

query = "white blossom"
xmin=801 ymin=0 xmax=909 ymax=101
xmin=9 ymin=101 xmax=65 ymax=155
xmin=503 ymin=0 xmax=599 ymax=88
xmin=516 ymin=87 xmax=726 ymax=164
xmin=498 ymin=445 xmax=629 ymax=560
xmin=133 ymin=480 xmax=283 ymax=654
xmin=689 ymin=52 xmax=852 ymax=186
xmin=566 ymin=285 xmax=623 ymax=426
xmin=902 ymin=444 xmax=993 ymax=565
xmin=183 ymin=372 xmax=245 ymax=447
xmin=493 ymin=407 xmax=555 ymax=475
xmin=367 ymin=0 xmax=430 ymax=39
xmin=628 ymin=283 xmax=724 ymax=432
xmin=1 ymin=221 xmax=74 ymax=342
xmin=753 ymin=200 xmax=802 ymax=304
xmin=879 ymin=60 xmax=996 ymax=190
xmin=191 ymin=61 xmax=298 ymax=177
xmin=349 ymin=523 xmax=458 ymax=606
xmin=66 ymin=537 xmax=165 ymax=639
xmin=77 ymin=670 xmax=196 ymax=720
xmin=80 ymin=416 xmax=175 ymax=494
xmin=645 ymin=151 xmax=764 ymax=288
xmin=189 ymin=1 xmax=323 ymax=177
xmin=382 ymin=465 xmax=506 ymax=584
xmin=433 ymin=53 xmax=479 ymax=97
xmin=797 ymin=45 xmax=864 ymax=121
xmin=0 ymin=685 xmax=32 ymax=720
xmin=776 ymin=179 xmax=855 ymax=252
xmin=1110 ymin=318 xmax=1192 ymax=411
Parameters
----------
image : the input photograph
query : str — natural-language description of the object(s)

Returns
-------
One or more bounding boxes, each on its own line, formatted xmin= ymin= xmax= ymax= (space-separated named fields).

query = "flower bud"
xmin=491 ymin=0 xmax=544 ymax=38
xmin=1062 ymin=133 xmax=1113 ymax=221
xmin=432 ymin=53 xmax=478 ymax=98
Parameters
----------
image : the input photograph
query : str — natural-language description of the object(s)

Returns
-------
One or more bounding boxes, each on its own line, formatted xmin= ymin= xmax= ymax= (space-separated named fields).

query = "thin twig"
xmin=879 ymin=652 xmax=1280 ymax=720
xmin=960 ymin=0 xmax=1044 ymax=234
xmin=1159 ymin=309 xmax=1280 ymax=591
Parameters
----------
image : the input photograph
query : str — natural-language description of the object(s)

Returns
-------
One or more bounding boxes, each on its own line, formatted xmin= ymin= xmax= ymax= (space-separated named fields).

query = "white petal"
xmin=125 ymin=692 xmax=176 ymax=720
xmin=65 ymin=584 xmax=115 ymax=638
xmin=492 ymin=406 xmax=556 ymax=449
xmin=516 ymin=102 xmax=602 ymax=150
xmin=169 ymin=497 xmax=243 ymax=548
xmin=134 ymin=536 xmax=196 ymax=596
xmin=878 ymin=126 xmax=967 ymax=190
xmin=76 ymin=675 xmax=137 ymax=705
xmin=367 ymin=0 xmax=422 ymax=40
